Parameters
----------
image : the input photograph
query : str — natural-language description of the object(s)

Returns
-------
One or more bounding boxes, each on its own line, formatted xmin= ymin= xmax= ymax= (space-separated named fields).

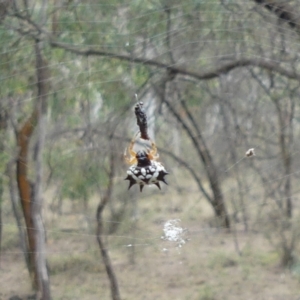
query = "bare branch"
xmin=8 ymin=9 xmax=300 ymax=82
xmin=50 ymin=40 xmax=300 ymax=81
xmin=253 ymin=0 xmax=300 ymax=33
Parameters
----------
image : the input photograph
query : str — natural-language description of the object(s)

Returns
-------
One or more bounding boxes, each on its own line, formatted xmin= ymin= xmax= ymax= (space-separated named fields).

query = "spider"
xmin=124 ymin=134 xmax=168 ymax=192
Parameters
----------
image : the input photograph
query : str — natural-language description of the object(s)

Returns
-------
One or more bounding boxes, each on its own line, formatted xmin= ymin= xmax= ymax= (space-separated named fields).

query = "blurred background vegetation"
xmin=1 ymin=0 xmax=300 ymax=299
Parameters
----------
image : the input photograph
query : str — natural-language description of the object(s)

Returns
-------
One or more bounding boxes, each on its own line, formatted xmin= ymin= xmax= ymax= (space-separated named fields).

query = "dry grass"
xmin=1 ymin=180 xmax=300 ymax=300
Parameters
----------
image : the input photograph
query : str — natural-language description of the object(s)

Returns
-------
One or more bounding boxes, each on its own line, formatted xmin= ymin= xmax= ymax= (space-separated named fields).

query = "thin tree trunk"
xmin=0 ymin=138 xmax=3 ymax=267
xmin=14 ymin=40 xmax=51 ymax=296
xmin=32 ymin=41 xmax=51 ymax=300
xmin=6 ymin=159 xmax=31 ymax=271
xmin=178 ymin=98 xmax=230 ymax=228
xmin=96 ymin=148 xmax=121 ymax=300
xmin=273 ymin=98 xmax=294 ymax=218
xmin=16 ymin=107 xmax=38 ymax=289
xmin=154 ymin=72 xmax=230 ymax=228
xmin=219 ymin=98 xmax=248 ymax=231
xmin=0 ymin=102 xmax=8 ymax=267
xmin=0 ymin=182 xmax=2 ymax=268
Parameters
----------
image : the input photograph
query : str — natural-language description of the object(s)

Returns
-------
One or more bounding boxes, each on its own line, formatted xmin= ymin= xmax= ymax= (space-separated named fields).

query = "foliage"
xmin=2 ymin=0 xmax=300 ymax=298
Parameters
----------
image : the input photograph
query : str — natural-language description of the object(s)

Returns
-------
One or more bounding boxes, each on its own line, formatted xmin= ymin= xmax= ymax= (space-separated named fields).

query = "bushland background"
xmin=1 ymin=1 xmax=300 ymax=299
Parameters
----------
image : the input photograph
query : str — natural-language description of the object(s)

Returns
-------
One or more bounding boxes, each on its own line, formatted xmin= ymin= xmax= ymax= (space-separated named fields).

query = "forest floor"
xmin=1 ymin=182 xmax=300 ymax=300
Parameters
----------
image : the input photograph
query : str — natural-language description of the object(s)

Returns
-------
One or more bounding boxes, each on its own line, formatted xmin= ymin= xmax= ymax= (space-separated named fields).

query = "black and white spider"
xmin=124 ymin=135 xmax=168 ymax=192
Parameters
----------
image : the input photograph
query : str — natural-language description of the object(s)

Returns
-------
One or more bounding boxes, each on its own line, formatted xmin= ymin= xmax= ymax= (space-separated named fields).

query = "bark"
xmin=32 ymin=41 xmax=51 ymax=299
xmin=6 ymin=159 xmax=31 ymax=271
xmin=0 ymin=172 xmax=2 ymax=267
xmin=273 ymin=98 xmax=294 ymax=217
xmin=96 ymin=149 xmax=121 ymax=300
xmin=15 ymin=40 xmax=51 ymax=297
xmin=16 ymin=107 xmax=38 ymax=288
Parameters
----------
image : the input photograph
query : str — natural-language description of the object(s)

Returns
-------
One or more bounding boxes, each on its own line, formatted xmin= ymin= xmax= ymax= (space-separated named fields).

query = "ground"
xmin=1 ymin=181 xmax=300 ymax=300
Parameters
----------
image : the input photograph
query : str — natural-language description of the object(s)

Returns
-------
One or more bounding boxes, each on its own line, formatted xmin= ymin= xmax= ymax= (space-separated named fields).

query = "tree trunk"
xmin=273 ymin=98 xmax=294 ymax=218
xmin=0 ymin=107 xmax=6 ymax=267
xmin=32 ymin=41 xmax=51 ymax=299
xmin=16 ymin=108 xmax=38 ymax=289
xmin=15 ymin=40 xmax=51 ymax=297
xmin=154 ymin=72 xmax=230 ymax=228
xmin=7 ymin=159 xmax=31 ymax=272
xmin=96 ymin=148 xmax=121 ymax=300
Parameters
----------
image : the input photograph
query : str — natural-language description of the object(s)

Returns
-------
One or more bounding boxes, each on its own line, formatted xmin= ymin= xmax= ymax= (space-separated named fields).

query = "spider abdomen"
xmin=125 ymin=161 xmax=168 ymax=192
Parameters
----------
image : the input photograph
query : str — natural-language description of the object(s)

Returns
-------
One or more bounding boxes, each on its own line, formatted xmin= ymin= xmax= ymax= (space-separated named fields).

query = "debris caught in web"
xmin=245 ymin=148 xmax=255 ymax=157
xmin=161 ymin=219 xmax=187 ymax=248
xmin=124 ymin=97 xmax=168 ymax=192
xmin=134 ymin=100 xmax=150 ymax=140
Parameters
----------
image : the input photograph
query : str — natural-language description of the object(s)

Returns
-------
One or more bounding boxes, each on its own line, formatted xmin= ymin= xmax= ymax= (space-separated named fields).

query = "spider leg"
xmin=124 ymin=133 xmax=139 ymax=165
xmin=128 ymin=139 xmax=136 ymax=158
xmin=148 ymin=141 xmax=159 ymax=160
xmin=124 ymin=145 xmax=137 ymax=164
xmin=124 ymin=155 xmax=137 ymax=165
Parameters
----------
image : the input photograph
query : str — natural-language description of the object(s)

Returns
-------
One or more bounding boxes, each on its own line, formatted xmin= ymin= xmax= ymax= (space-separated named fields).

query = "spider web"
xmin=1 ymin=1 xmax=300 ymax=299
